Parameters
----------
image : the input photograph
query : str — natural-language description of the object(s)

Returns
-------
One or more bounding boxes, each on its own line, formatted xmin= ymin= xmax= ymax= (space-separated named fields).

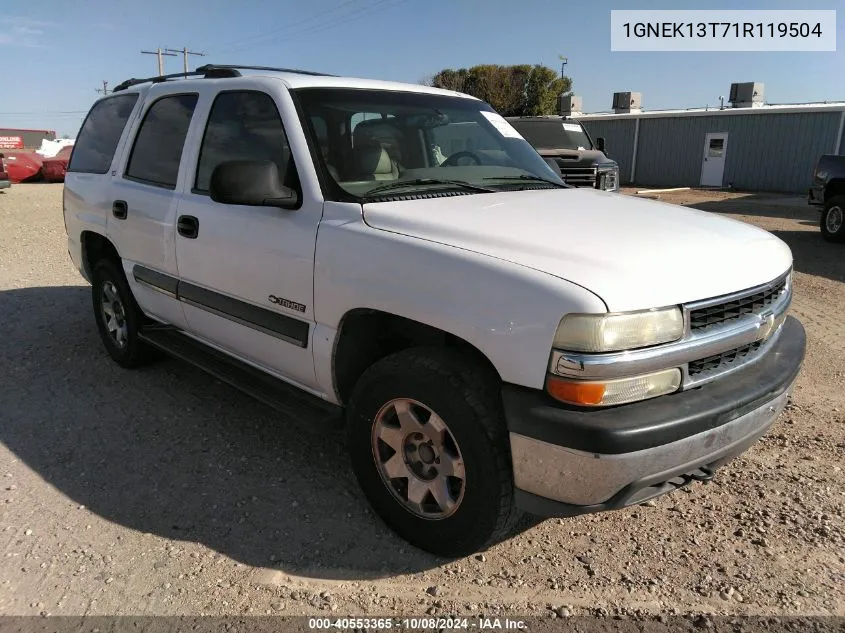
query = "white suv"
xmin=63 ymin=64 xmax=805 ymax=557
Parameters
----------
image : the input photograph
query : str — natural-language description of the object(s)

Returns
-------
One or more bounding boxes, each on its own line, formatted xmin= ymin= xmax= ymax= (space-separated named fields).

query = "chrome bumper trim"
xmin=510 ymin=386 xmax=790 ymax=506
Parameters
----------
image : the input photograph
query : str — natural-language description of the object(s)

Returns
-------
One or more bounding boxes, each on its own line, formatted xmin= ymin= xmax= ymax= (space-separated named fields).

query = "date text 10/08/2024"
xmin=308 ymin=618 xmax=527 ymax=630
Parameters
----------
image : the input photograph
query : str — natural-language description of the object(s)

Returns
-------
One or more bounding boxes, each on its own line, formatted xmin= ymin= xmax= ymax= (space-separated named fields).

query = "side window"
xmin=350 ymin=112 xmax=382 ymax=134
xmin=195 ymin=91 xmax=291 ymax=193
xmin=431 ymin=122 xmax=493 ymax=154
xmin=126 ymin=94 xmax=198 ymax=189
xmin=68 ymin=94 xmax=139 ymax=174
xmin=350 ymin=112 xmax=396 ymax=141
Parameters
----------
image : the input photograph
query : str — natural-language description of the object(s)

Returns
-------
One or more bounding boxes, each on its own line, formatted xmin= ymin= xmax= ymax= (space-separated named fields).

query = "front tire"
xmin=347 ymin=347 xmax=523 ymax=557
xmin=821 ymin=196 xmax=845 ymax=243
xmin=91 ymin=259 xmax=154 ymax=368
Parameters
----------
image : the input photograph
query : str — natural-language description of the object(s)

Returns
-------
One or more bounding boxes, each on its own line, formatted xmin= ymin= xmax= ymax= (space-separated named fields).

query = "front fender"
xmin=313 ymin=208 xmax=607 ymax=394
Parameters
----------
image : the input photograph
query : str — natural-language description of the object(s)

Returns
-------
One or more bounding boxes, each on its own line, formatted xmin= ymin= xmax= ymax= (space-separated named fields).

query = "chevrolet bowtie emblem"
xmin=757 ymin=313 xmax=776 ymax=341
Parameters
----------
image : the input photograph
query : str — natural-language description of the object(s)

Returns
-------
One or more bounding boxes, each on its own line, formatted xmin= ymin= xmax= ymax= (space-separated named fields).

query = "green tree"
xmin=524 ymin=64 xmax=571 ymax=115
xmin=504 ymin=64 xmax=533 ymax=116
xmin=430 ymin=68 xmax=469 ymax=92
xmin=426 ymin=63 xmax=571 ymax=116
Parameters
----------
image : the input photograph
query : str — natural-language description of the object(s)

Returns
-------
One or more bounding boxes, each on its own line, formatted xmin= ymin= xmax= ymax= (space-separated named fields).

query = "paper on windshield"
xmin=480 ymin=111 xmax=524 ymax=139
xmin=562 ymin=123 xmax=583 ymax=132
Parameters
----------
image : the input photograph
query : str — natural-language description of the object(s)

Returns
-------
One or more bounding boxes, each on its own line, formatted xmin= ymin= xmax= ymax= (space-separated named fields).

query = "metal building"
xmin=572 ymin=84 xmax=845 ymax=193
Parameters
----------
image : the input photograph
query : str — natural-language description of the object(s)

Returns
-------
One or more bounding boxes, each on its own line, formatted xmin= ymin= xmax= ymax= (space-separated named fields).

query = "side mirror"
xmin=210 ymin=160 xmax=299 ymax=209
xmin=544 ymin=157 xmax=563 ymax=177
xmin=596 ymin=137 xmax=606 ymax=153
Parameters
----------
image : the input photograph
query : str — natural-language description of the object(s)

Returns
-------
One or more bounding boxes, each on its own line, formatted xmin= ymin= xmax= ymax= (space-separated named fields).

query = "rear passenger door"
xmin=174 ymin=86 xmax=322 ymax=390
xmin=108 ymin=91 xmax=199 ymax=329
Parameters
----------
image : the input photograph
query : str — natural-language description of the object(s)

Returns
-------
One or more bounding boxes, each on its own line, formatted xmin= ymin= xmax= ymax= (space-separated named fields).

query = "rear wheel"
xmin=821 ymin=196 xmax=845 ymax=243
xmin=347 ymin=347 xmax=524 ymax=557
xmin=91 ymin=259 xmax=154 ymax=368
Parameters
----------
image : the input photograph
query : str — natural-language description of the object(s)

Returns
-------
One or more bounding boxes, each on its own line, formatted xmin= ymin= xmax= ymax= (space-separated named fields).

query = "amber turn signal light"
xmin=546 ymin=377 xmax=606 ymax=406
xmin=546 ymin=368 xmax=682 ymax=407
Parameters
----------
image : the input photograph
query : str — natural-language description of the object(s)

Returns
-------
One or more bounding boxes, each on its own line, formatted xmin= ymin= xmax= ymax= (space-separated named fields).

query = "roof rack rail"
xmin=112 ymin=67 xmax=242 ymax=92
xmin=111 ymin=63 xmax=335 ymax=93
xmin=196 ymin=64 xmax=336 ymax=77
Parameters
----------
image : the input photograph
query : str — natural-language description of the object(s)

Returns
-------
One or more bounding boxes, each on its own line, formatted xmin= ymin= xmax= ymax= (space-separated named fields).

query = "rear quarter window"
xmin=68 ymin=94 xmax=139 ymax=174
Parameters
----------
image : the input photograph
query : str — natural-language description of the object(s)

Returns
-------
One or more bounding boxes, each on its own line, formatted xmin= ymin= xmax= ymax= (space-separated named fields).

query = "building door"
xmin=700 ymin=132 xmax=728 ymax=187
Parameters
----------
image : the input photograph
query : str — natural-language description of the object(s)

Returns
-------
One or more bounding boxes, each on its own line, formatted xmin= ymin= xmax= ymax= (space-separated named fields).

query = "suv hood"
xmin=362 ymin=188 xmax=792 ymax=312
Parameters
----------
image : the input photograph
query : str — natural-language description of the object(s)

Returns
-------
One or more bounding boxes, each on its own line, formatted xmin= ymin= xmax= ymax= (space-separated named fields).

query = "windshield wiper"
xmin=483 ymin=175 xmax=569 ymax=189
xmin=364 ymin=178 xmax=497 ymax=196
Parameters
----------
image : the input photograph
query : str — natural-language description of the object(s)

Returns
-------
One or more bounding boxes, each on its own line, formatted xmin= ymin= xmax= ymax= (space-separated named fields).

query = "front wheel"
xmin=347 ymin=347 xmax=523 ymax=557
xmin=821 ymin=195 xmax=845 ymax=243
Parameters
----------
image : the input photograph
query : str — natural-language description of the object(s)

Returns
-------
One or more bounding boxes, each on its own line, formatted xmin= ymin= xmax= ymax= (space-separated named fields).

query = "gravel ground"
xmin=0 ymin=184 xmax=843 ymax=619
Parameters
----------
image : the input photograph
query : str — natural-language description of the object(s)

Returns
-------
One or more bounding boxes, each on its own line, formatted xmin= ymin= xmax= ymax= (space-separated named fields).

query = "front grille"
xmin=688 ymin=341 xmax=762 ymax=376
xmin=689 ymin=278 xmax=787 ymax=331
xmin=556 ymin=162 xmax=597 ymax=187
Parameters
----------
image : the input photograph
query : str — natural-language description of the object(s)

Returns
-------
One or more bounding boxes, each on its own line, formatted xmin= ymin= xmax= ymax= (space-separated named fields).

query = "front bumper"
xmin=505 ymin=316 xmax=806 ymax=517
xmin=808 ymin=186 xmax=824 ymax=207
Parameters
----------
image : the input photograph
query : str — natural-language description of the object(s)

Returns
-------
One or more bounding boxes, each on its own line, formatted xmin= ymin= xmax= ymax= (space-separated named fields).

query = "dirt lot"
xmin=0 ymin=184 xmax=843 ymax=619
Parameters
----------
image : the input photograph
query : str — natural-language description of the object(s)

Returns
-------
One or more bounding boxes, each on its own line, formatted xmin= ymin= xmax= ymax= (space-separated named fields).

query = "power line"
xmin=225 ymin=0 xmax=406 ymax=54
xmin=215 ymin=0 xmax=361 ymax=52
xmin=223 ymin=0 xmax=409 ymax=55
xmin=0 ymin=111 xmax=89 ymax=115
xmin=141 ymin=47 xmax=178 ymax=75
xmin=165 ymin=47 xmax=206 ymax=74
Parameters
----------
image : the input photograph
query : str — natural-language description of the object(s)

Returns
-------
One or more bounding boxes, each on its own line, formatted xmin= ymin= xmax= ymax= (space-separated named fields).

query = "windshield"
xmin=508 ymin=119 xmax=594 ymax=151
xmin=293 ymin=88 xmax=565 ymax=200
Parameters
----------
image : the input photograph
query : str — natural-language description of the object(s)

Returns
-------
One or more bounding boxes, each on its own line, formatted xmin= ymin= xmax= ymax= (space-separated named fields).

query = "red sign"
xmin=0 ymin=136 xmax=24 ymax=149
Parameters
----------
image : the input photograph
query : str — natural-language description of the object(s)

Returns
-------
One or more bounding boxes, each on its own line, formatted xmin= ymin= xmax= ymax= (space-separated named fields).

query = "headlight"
xmin=546 ymin=368 xmax=682 ymax=407
xmin=553 ymin=307 xmax=683 ymax=353
xmin=597 ymin=165 xmax=619 ymax=191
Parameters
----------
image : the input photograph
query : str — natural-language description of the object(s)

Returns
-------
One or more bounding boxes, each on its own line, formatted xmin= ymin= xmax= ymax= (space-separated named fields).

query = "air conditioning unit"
xmin=729 ymin=82 xmax=764 ymax=108
xmin=559 ymin=94 xmax=583 ymax=117
xmin=612 ymin=91 xmax=642 ymax=113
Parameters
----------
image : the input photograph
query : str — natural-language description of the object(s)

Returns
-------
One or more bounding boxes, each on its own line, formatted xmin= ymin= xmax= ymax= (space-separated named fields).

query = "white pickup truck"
xmin=63 ymin=64 xmax=805 ymax=557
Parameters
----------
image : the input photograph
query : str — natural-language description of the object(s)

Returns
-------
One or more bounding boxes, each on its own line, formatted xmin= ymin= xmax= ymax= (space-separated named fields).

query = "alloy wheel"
xmin=826 ymin=205 xmax=843 ymax=234
xmin=371 ymin=398 xmax=466 ymax=519
xmin=100 ymin=281 xmax=128 ymax=348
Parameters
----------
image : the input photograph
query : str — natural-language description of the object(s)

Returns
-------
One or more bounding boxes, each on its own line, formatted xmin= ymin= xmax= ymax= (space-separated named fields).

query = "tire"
xmin=821 ymin=195 xmax=845 ymax=243
xmin=91 ymin=259 xmax=154 ymax=368
xmin=346 ymin=347 xmax=524 ymax=557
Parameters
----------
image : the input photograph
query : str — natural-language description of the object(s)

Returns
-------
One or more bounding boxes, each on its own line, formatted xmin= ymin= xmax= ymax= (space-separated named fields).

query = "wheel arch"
xmin=80 ymin=230 xmax=121 ymax=280
xmin=824 ymin=179 xmax=845 ymax=202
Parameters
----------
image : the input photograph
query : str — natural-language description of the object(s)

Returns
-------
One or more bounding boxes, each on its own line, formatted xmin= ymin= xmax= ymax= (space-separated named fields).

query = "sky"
xmin=1 ymin=0 xmax=842 ymax=136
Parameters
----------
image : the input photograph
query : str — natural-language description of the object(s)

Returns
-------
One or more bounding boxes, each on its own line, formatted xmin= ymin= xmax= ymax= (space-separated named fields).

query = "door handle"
xmin=112 ymin=200 xmax=128 ymax=220
xmin=177 ymin=215 xmax=199 ymax=239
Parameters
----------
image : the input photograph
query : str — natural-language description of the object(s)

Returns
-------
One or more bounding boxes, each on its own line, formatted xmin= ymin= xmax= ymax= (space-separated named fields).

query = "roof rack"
xmin=112 ymin=63 xmax=334 ymax=92
xmin=196 ymin=64 xmax=336 ymax=77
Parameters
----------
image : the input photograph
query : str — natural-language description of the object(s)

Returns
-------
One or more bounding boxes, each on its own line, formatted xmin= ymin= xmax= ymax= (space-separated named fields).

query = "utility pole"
xmin=95 ymin=80 xmax=109 ymax=96
xmin=141 ymin=48 xmax=178 ymax=76
xmin=166 ymin=47 xmax=206 ymax=74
